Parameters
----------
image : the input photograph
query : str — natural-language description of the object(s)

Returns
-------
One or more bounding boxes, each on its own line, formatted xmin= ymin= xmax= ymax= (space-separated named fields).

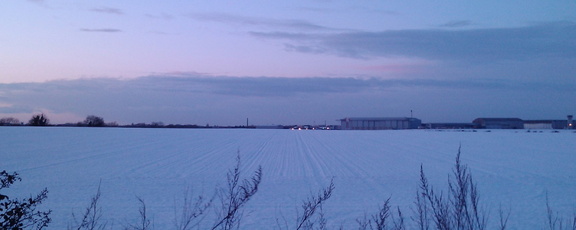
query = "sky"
xmin=1 ymin=0 xmax=575 ymax=125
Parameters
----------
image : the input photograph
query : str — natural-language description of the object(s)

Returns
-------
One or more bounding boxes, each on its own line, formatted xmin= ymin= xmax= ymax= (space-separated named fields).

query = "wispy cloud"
xmin=251 ymin=22 xmax=576 ymax=61
xmin=145 ymin=13 xmax=173 ymax=20
xmin=188 ymin=13 xmax=335 ymax=31
xmin=26 ymin=0 xmax=49 ymax=8
xmin=80 ymin=28 xmax=122 ymax=33
xmin=90 ymin=7 xmax=124 ymax=15
xmin=0 ymin=104 xmax=33 ymax=114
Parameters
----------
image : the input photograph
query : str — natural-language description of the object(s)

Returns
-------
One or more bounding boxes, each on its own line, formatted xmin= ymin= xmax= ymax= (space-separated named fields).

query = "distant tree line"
xmin=0 ymin=114 xmax=53 ymax=126
xmin=0 ymin=114 xmax=256 ymax=129
xmin=0 ymin=114 xmax=51 ymax=126
xmin=0 ymin=117 xmax=22 ymax=126
xmin=0 ymin=114 xmax=299 ymax=129
xmin=0 ymin=114 xmax=112 ymax=127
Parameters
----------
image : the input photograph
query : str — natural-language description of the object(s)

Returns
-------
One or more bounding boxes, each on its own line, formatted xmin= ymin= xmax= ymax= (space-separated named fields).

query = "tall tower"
xmin=568 ymin=115 xmax=573 ymax=129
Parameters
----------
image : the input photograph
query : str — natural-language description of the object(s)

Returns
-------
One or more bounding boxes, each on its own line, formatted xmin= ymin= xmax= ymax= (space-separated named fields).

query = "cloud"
xmin=0 ymin=75 xmax=570 ymax=102
xmin=26 ymin=0 xmax=48 ymax=7
xmin=251 ymin=22 xmax=576 ymax=61
xmin=80 ymin=28 xmax=122 ymax=33
xmin=138 ymin=75 xmax=528 ymax=97
xmin=0 ymin=103 xmax=33 ymax=114
xmin=439 ymin=20 xmax=473 ymax=28
xmin=188 ymin=13 xmax=334 ymax=31
xmin=145 ymin=13 xmax=173 ymax=20
xmin=90 ymin=7 xmax=124 ymax=15
xmin=0 ymin=75 xmax=573 ymax=125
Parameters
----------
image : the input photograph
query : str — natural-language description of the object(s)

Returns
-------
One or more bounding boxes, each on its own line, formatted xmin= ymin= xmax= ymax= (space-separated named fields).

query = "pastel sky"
xmin=1 ymin=0 xmax=575 ymax=125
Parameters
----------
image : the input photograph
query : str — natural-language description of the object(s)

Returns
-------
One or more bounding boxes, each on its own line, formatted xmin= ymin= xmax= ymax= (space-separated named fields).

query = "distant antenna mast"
xmin=246 ymin=118 xmax=249 ymax=127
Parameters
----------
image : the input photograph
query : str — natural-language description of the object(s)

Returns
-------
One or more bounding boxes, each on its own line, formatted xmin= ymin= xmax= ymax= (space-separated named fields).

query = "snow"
xmin=1 ymin=127 xmax=575 ymax=229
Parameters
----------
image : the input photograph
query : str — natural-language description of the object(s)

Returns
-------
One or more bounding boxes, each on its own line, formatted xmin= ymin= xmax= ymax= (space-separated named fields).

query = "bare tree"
xmin=28 ymin=114 xmax=49 ymax=126
xmin=83 ymin=115 xmax=105 ymax=127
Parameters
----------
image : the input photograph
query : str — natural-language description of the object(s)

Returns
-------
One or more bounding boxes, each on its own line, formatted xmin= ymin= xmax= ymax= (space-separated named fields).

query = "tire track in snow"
xmin=119 ymin=130 xmax=250 ymax=180
xmin=3 ymin=128 xmax=575 ymax=230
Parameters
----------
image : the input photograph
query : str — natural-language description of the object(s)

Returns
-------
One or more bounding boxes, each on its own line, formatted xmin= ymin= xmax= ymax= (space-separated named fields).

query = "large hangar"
xmin=340 ymin=117 xmax=422 ymax=130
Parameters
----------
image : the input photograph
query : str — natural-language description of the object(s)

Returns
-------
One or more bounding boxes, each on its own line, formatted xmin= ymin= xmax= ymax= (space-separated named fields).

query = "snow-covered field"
xmin=1 ymin=127 xmax=575 ymax=229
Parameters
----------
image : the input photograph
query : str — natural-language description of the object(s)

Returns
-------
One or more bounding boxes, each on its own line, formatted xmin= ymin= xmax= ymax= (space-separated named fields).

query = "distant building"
xmin=255 ymin=125 xmax=285 ymax=129
xmin=523 ymin=120 xmax=568 ymax=129
xmin=425 ymin=123 xmax=475 ymax=129
xmin=472 ymin=118 xmax=524 ymax=129
xmin=340 ymin=117 xmax=421 ymax=130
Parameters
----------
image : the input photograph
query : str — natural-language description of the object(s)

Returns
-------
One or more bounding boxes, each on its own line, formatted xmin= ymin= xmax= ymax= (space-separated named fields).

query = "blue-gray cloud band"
xmin=135 ymin=75 xmax=527 ymax=96
xmin=0 ymin=75 xmax=568 ymax=99
xmin=0 ymin=75 xmax=573 ymax=124
xmin=251 ymin=22 xmax=576 ymax=61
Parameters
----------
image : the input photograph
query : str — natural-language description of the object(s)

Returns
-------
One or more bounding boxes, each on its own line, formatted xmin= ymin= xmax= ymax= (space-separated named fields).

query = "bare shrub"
xmin=412 ymin=184 xmax=431 ymax=230
xmin=125 ymin=197 xmax=152 ymax=230
xmin=68 ymin=153 xmax=261 ymax=230
xmin=370 ymin=198 xmax=393 ymax=230
xmin=415 ymin=146 xmax=487 ymax=230
xmin=357 ymin=197 xmax=405 ymax=230
xmin=211 ymin=154 xmax=262 ymax=230
xmin=295 ymin=179 xmax=335 ymax=230
xmin=448 ymin=147 xmax=486 ymax=230
xmin=0 ymin=170 xmax=51 ymax=229
xmin=173 ymin=188 xmax=212 ymax=230
xmin=545 ymin=192 xmax=576 ymax=230
xmin=69 ymin=182 xmax=107 ymax=230
xmin=61 ymin=147 xmax=576 ymax=230
xmin=393 ymin=207 xmax=405 ymax=230
xmin=496 ymin=204 xmax=510 ymax=230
